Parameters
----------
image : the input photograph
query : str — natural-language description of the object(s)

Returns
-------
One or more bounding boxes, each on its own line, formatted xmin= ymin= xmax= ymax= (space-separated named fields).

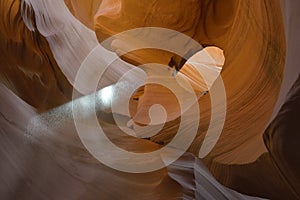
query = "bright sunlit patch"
xmin=183 ymin=46 xmax=224 ymax=92
xmin=78 ymin=95 xmax=93 ymax=108
xmin=97 ymin=85 xmax=114 ymax=106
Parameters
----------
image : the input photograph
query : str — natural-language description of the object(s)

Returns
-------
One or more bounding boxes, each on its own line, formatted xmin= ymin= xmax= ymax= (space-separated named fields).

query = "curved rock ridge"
xmin=93 ymin=0 xmax=286 ymax=166
xmin=65 ymin=0 xmax=102 ymax=29
xmin=0 ymin=0 xmax=73 ymax=111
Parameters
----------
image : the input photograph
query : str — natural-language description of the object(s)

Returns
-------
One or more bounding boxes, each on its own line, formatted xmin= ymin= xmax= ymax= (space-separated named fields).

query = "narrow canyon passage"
xmin=0 ymin=0 xmax=299 ymax=199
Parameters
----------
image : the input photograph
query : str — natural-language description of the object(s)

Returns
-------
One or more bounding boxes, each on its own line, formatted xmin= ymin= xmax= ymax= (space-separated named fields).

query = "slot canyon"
xmin=0 ymin=0 xmax=299 ymax=199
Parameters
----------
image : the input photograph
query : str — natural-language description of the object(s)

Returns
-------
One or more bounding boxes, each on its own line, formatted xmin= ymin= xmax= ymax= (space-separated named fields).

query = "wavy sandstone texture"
xmin=0 ymin=0 xmax=299 ymax=199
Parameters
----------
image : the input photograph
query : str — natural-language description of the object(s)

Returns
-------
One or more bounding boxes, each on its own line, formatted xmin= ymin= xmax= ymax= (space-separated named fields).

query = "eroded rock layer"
xmin=0 ymin=0 xmax=299 ymax=199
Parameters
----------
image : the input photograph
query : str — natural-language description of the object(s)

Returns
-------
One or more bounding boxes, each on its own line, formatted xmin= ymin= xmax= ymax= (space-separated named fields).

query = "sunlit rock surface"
xmin=0 ymin=0 xmax=299 ymax=199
